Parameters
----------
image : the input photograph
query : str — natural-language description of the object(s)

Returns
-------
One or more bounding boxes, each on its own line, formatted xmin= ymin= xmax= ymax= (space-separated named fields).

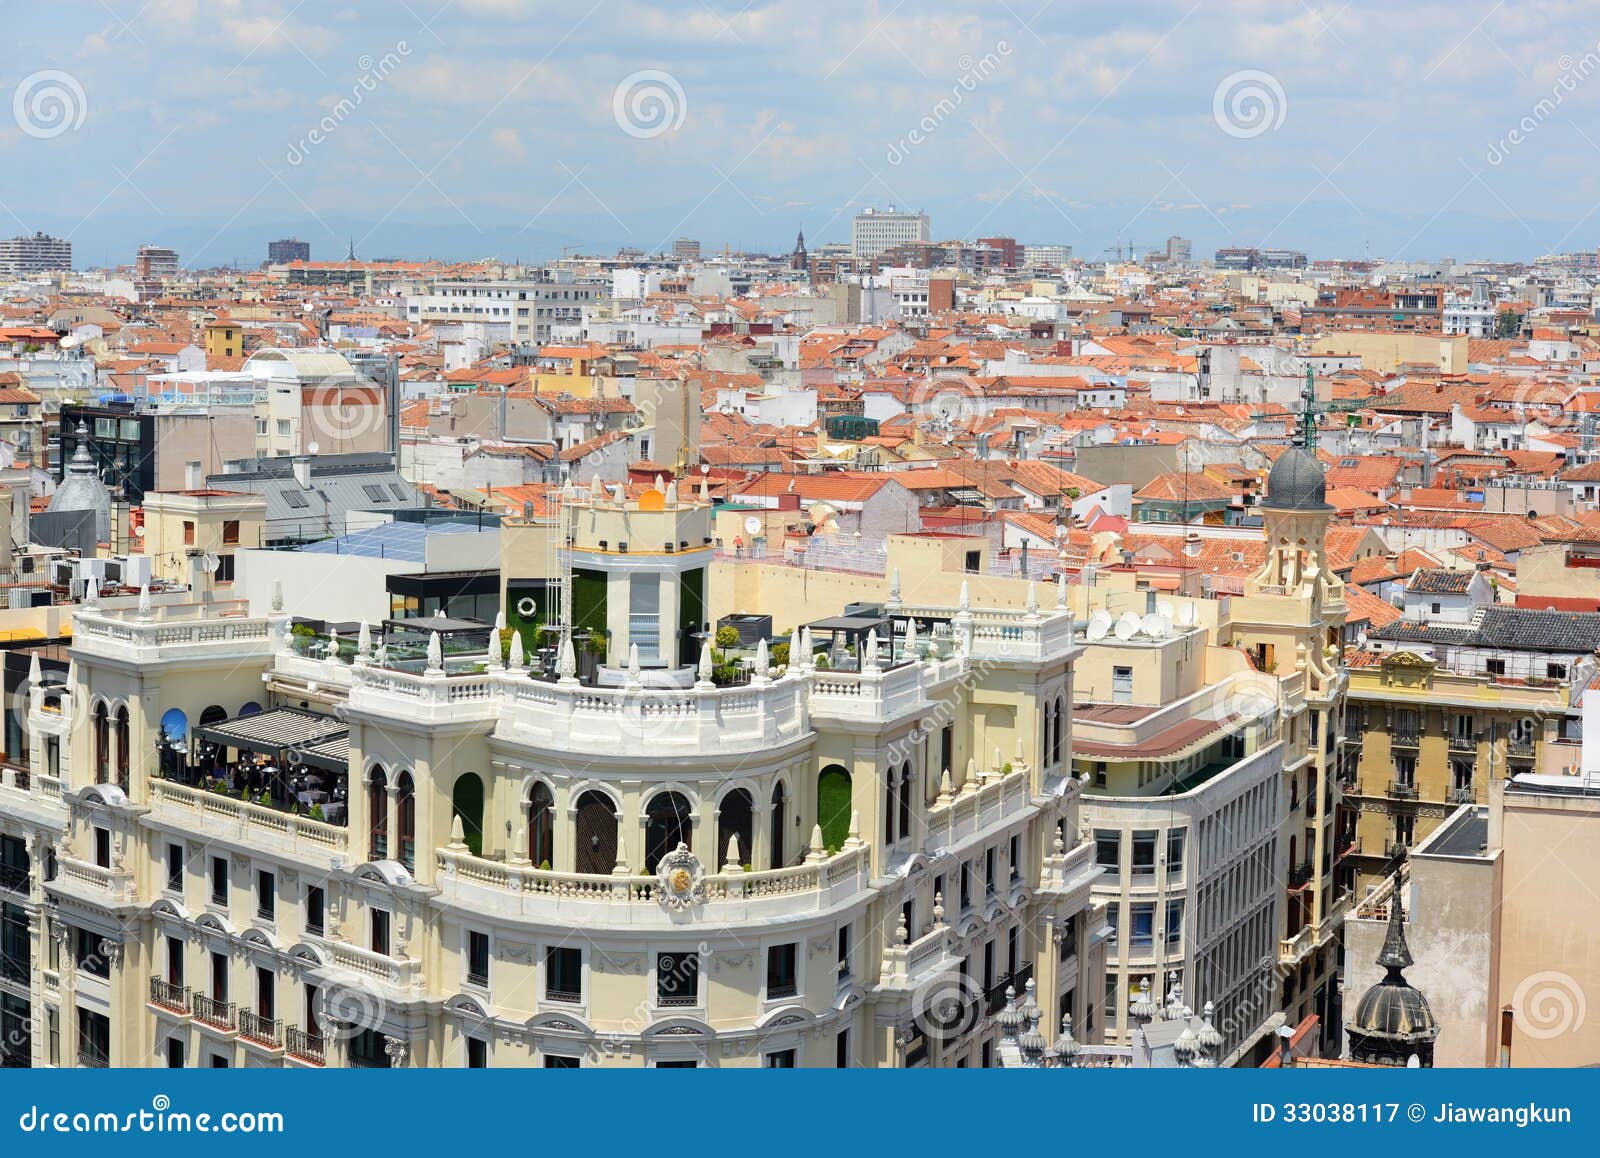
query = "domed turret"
xmin=48 ymin=420 xmax=112 ymax=543
xmin=1347 ymin=876 xmax=1438 ymax=1067
xmin=1261 ymin=446 xmax=1331 ymax=512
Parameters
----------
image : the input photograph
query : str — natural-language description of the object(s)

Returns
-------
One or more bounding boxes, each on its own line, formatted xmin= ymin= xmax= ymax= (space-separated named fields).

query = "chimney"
xmin=184 ymin=460 xmax=202 ymax=490
xmin=292 ymin=456 xmax=312 ymax=488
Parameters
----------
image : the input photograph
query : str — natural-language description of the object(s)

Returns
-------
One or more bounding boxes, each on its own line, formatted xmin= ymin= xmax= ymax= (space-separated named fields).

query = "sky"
xmin=8 ymin=0 xmax=1600 ymax=267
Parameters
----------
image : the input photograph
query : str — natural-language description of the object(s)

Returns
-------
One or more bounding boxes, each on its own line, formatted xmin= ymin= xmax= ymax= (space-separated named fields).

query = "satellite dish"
xmin=1177 ymin=603 xmax=1197 ymax=627
xmin=201 ymin=554 xmax=219 ymax=573
xmin=1142 ymin=612 xmax=1168 ymax=639
xmin=743 ymin=515 xmax=763 ymax=536
xmin=307 ymin=441 xmax=320 ymax=455
xmin=1086 ymin=609 xmax=1112 ymax=640
xmin=133 ymin=525 xmax=145 ymax=539
xmin=1114 ymin=612 xmax=1141 ymax=640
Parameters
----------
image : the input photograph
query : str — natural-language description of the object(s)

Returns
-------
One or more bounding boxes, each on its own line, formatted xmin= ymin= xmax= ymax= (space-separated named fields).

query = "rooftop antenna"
xmin=1300 ymin=364 xmax=1318 ymax=453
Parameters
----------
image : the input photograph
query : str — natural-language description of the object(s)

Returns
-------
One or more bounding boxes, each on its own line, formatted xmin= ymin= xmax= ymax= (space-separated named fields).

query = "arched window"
xmin=644 ymin=791 xmax=692 ymax=874
xmin=769 ymin=783 xmax=787 ymax=870
xmin=395 ymin=772 xmax=416 ymax=872
xmin=451 ymin=773 xmax=485 ymax=858
xmin=1051 ymin=696 xmax=1064 ymax=766
xmin=367 ymin=769 xmax=389 ymax=861
xmin=1042 ymin=702 xmax=1053 ymax=767
xmin=817 ymin=764 xmax=852 ymax=853
xmin=898 ymin=762 xmax=913 ymax=841
xmin=716 ymin=788 xmax=753 ymax=869
xmin=574 ymin=790 xmax=617 ymax=875
xmin=159 ymin=708 xmax=188 ymax=782
xmin=112 ymin=706 xmax=130 ymax=792
xmin=92 ymin=702 xmax=109 ymax=781
xmin=528 ymin=782 xmax=554 ymax=868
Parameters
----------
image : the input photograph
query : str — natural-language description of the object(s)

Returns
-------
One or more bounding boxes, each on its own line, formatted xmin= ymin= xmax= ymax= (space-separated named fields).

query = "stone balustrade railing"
xmin=150 ymin=779 xmax=348 ymax=856
xmin=434 ymin=842 xmax=870 ymax=921
xmin=924 ymin=767 xmax=1033 ymax=855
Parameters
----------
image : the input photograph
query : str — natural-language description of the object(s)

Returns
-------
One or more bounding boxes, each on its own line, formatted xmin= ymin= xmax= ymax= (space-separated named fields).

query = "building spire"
xmin=1377 ymin=873 xmax=1415 ymax=972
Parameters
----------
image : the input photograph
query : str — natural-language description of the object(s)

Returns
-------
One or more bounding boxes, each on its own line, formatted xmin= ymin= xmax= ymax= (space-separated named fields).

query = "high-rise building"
xmin=267 ymin=238 xmax=311 ymax=265
xmin=671 ymin=237 xmax=701 ymax=261
xmin=850 ymin=207 xmax=930 ymax=260
xmin=1164 ymin=236 xmax=1193 ymax=265
xmin=0 ymin=232 xmax=71 ymax=275
xmin=134 ymin=245 xmax=180 ymax=279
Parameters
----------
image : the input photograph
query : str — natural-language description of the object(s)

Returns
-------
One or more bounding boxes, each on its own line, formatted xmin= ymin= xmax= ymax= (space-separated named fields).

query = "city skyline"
xmin=9 ymin=3 xmax=1600 ymax=264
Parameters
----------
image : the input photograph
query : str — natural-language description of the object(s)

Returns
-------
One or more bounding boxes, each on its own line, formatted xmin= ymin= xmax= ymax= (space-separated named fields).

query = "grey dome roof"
xmin=1261 ymin=446 xmax=1331 ymax=511
xmin=1351 ymin=975 xmax=1437 ymax=1042
xmin=47 ymin=421 xmax=111 ymax=542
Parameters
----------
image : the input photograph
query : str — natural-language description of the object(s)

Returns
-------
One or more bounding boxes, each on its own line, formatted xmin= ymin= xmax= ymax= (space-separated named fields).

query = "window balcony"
xmin=983 ymin=962 xmax=1033 ymax=1016
xmin=1507 ymin=737 xmax=1536 ymax=758
xmin=1390 ymin=731 xmax=1419 ymax=748
xmin=1385 ymin=840 xmax=1410 ymax=859
xmin=1288 ymin=860 xmax=1314 ymax=890
xmin=149 ymin=978 xmax=189 ymax=1014
xmin=1448 ymin=733 xmax=1478 ymax=753
xmin=1447 ymin=785 xmax=1475 ymax=805
xmin=1387 ymin=780 xmax=1419 ymax=800
xmin=77 ymin=1049 xmax=109 ymax=1069
xmin=284 ymin=1027 xmax=325 ymax=1066
xmin=239 ymin=1011 xmax=282 ymax=1049
xmin=192 ymin=995 xmax=236 ymax=1032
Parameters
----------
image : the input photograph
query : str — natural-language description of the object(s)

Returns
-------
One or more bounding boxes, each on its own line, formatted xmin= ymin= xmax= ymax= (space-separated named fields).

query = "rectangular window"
xmin=765 ymin=1049 xmax=796 ymax=1068
xmin=256 ymin=966 xmax=274 ymax=1020
xmin=468 ymin=931 xmax=490 ymax=987
xmin=256 ymin=870 xmax=275 ymax=922
xmin=182 ymin=521 xmax=195 ymax=546
xmin=628 ymin=575 xmax=661 ymax=665
xmin=837 ymin=924 xmax=851 ymax=981
xmin=1105 ymin=904 xmax=1119 ymax=946
xmin=305 ymin=885 xmax=325 ymax=936
xmin=940 ymin=726 xmax=953 ymax=779
xmin=1486 ymin=658 xmax=1506 ymax=677
xmin=1166 ymin=828 xmax=1185 ymax=873
xmin=210 ymin=951 xmax=228 ymax=1002
xmin=467 ymin=1037 xmax=488 ymax=1068
xmin=836 ymin=1028 xmax=850 ymax=1068
xmin=1009 ymin=834 xmax=1022 ymax=881
xmin=1548 ymin=663 xmax=1568 ymax=681
xmin=1131 ymin=830 xmax=1157 ymax=874
xmin=657 ymin=950 xmax=698 ymax=1006
xmin=544 ymin=1055 xmax=580 ymax=1068
xmin=1130 ymin=902 xmax=1155 ymax=951
xmin=371 ymin=909 xmax=391 ymax=956
xmin=166 ymin=843 xmax=183 ymax=892
xmin=93 ymin=828 xmax=110 ymax=869
xmin=1112 ymin=665 xmax=1134 ymax=703
xmin=984 ymin=847 xmax=997 ymax=896
xmin=222 ymin=520 xmax=240 ymax=545
xmin=1165 ymin=900 xmax=1184 ymax=944
xmin=1094 ymin=830 xmax=1120 ymax=871
xmin=766 ymin=943 xmax=798 ymax=999
xmin=547 ymin=946 xmax=582 ymax=1002
xmin=210 ymin=856 xmax=227 ymax=906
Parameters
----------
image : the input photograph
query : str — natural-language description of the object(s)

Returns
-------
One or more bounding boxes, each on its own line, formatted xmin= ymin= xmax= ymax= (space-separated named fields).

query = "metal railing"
xmin=77 ymin=1049 xmax=109 ymax=1069
xmin=1389 ymin=731 xmax=1419 ymax=747
xmin=285 ymin=1027 xmax=325 ymax=1065
xmin=239 ymin=1011 xmax=282 ymax=1048
xmin=1388 ymin=780 xmax=1419 ymax=800
xmin=1447 ymin=785 xmax=1475 ymax=804
xmin=192 ymin=995 xmax=235 ymax=1031
xmin=149 ymin=978 xmax=189 ymax=1013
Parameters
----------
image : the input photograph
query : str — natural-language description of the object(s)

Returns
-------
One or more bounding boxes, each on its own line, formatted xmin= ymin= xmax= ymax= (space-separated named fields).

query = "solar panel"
xmin=281 ymin=490 xmax=310 ymax=509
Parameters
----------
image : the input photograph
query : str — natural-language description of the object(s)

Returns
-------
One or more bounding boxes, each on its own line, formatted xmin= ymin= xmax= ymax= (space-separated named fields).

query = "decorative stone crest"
xmin=655 ymin=843 xmax=705 ymax=913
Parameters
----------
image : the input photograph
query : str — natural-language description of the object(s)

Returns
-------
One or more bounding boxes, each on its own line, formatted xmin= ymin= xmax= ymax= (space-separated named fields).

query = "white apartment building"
xmin=0 ymin=487 xmax=1103 ymax=1069
xmin=406 ymin=274 xmax=604 ymax=345
xmin=0 ymin=233 xmax=71 ymax=275
xmin=1442 ymin=292 xmax=1496 ymax=338
xmin=850 ymin=208 xmax=930 ymax=260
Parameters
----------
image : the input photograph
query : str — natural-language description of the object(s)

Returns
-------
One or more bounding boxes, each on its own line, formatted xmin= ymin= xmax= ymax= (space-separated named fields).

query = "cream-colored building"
xmin=0 ymin=486 xmax=1103 ymax=1069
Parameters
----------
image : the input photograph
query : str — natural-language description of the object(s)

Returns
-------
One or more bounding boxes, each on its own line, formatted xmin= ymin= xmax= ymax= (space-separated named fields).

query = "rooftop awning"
xmin=195 ymin=707 xmax=348 ymax=759
xmin=297 ymin=734 xmax=350 ymax=773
